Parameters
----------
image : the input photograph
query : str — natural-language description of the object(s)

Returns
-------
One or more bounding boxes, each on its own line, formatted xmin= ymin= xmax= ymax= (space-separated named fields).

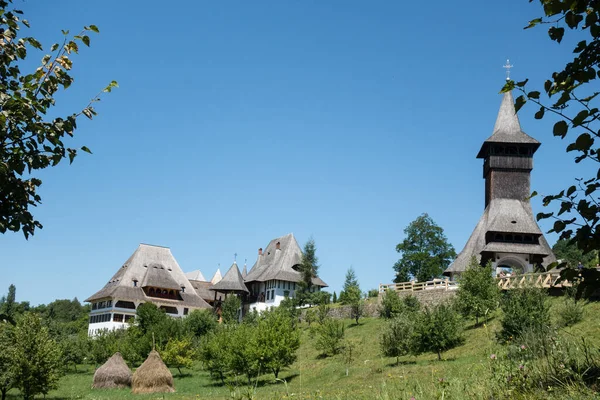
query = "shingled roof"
xmin=85 ymin=244 xmax=211 ymax=309
xmin=476 ymin=91 xmax=540 ymax=158
xmin=185 ymin=270 xmax=206 ymax=282
xmin=245 ymin=233 xmax=328 ymax=287
xmin=211 ymin=262 xmax=249 ymax=293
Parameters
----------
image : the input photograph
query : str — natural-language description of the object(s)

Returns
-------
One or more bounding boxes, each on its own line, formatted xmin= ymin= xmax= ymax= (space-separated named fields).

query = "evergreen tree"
xmin=332 ymin=291 xmax=337 ymax=303
xmin=299 ymin=237 xmax=319 ymax=291
xmin=455 ymin=257 xmax=500 ymax=325
xmin=221 ymin=295 xmax=241 ymax=324
xmin=339 ymin=267 xmax=359 ymax=304
xmin=393 ymin=213 xmax=456 ymax=282
xmin=0 ymin=285 xmax=15 ymax=325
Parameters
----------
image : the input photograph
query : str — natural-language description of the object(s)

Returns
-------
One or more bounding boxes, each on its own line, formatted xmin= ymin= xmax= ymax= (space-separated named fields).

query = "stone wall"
xmin=300 ymin=289 xmax=456 ymax=320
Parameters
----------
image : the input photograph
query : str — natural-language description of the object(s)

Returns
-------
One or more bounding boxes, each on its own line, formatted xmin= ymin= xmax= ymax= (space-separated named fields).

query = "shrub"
xmin=402 ymin=295 xmax=421 ymax=313
xmin=161 ymin=336 xmax=196 ymax=376
xmin=380 ymin=313 xmax=419 ymax=365
xmin=556 ymin=295 xmax=584 ymax=328
xmin=379 ymin=289 xmax=403 ymax=319
xmin=498 ymin=286 xmax=549 ymax=342
xmin=316 ymin=303 xmax=330 ymax=325
xmin=368 ymin=289 xmax=379 ymax=298
xmin=221 ymin=296 xmax=242 ymax=324
xmin=315 ymin=318 xmax=345 ymax=357
xmin=199 ymin=328 xmax=232 ymax=384
xmin=415 ymin=303 xmax=463 ymax=361
xmin=185 ymin=309 xmax=217 ymax=337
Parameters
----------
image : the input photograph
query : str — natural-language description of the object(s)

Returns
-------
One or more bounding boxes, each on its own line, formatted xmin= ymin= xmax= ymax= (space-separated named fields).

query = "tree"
xmin=161 ymin=336 xmax=196 ymax=376
xmin=504 ymin=1 xmax=600 ymax=297
xmin=379 ymin=289 xmax=403 ymax=319
xmin=199 ymin=328 xmax=232 ymax=385
xmin=552 ymin=239 xmax=598 ymax=268
xmin=415 ymin=303 xmax=463 ymax=361
xmin=135 ymin=302 xmax=168 ymax=334
xmin=0 ymin=323 xmax=15 ymax=400
xmin=0 ymin=0 xmax=117 ymax=238
xmin=12 ymin=313 xmax=63 ymax=400
xmin=393 ymin=213 xmax=456 ymax=282
xmin=255 ymin=308 xmax=301 ymax=379
xmin=380 ymin=313 xmax=419 ymax=365
xmin=0 ymin=285 xmax=15 ymax=325
xmin=221 ymin=295 xmax=241 ymax=324
xmin=455 ymin=257 xmax=500 ymax=326
xmin=298 ymin=237 xmax=319 ymax=292
xmin=184 ymin=309 xmax=217 ymax=338
xmin=339 ymin=267 xmax=359 ymax=304
xmin=332 ymin=291 xmax=338 ymax=303
xmin=346 ymin=286 xmax=364 ymax=325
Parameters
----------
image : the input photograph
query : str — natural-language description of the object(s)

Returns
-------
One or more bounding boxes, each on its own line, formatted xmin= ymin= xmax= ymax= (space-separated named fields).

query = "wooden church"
xmin=444 ymin=89 xmax=555 ymax=279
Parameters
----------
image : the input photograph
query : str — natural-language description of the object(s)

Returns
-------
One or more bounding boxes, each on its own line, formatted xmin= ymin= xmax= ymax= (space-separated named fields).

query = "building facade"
xmin=85 ymin=244 xmax=211 ymax=336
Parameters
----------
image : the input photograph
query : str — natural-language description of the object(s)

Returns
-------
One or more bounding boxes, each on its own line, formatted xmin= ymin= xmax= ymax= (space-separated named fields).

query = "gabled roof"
xmin=245 ymin=233 xmax=328 ymax=287
xmin=210 ymin=269 xmax=222 ymax=284
xmin=477 ymin=91 xmax=540 ymax=158
xmin=444 ymin=199 xmax=555 ymax=275
xmin=211 ymin=262 xmax=249 ymax=293
xmin=185 ymin=270 xmax=206 ymax=282
xmin=85 ymin=244 xmax=211 ymax=309
xmin=189 ymin=280 xmax=214 ymax=302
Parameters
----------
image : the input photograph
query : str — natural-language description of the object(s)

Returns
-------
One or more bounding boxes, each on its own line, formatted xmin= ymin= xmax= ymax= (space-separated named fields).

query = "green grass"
xmin=7 ymin=298 xmax=600 ymax=399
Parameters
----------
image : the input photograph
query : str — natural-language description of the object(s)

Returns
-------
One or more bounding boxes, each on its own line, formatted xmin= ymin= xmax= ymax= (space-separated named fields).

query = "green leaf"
xmin=50 ymin=43 xmax=59 ymax=52
xmin=553 ymin=220 xmax=566 ymax=233
xmin=548 ymin=26 xmax=565 ymax=43
xmin=515 ymin=95 xmax=526 ymax=113
xmin=516 ymin=79 xmax=529 ymax=88
xmin=82 ymin=108 xmax=93 ymax=119
xmin=553 ymin=121 xmax=568 ymax=138
xmin=81 ymin=146 xmax=92 ymax=154
xmin=87 ymin=25 xmax=100 ymax=33
xmin=566 ymin=185 xmax=577 ymax=197
xmin=81 ymin=35 xmax=90 ymax=47
xmin=527 ymin=91 xmax=540 ymax=99
xmin=534 ymin=106 xmax=545 ymax=119
xmin=525 ymin=18 xmax=543 ymax=29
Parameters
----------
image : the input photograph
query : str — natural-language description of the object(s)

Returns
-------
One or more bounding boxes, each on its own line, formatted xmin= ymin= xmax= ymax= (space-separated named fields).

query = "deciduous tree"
xmin=0 ymin=0 xmax=116 ymax=238
xmin=415 ymin=303 xmax=463 ymax=361
xmin=393 ymin=213 xmax=456 ymax=282
xmin=455 ymin=257 xmax=500 ymax=326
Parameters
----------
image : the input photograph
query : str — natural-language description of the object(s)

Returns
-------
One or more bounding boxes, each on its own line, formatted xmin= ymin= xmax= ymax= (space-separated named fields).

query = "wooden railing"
xmin=496 ymin=271 xmax=568 ymax=290
xmin=380 ymin=271 xmax=569 ymax=294
xmin=379 ymin=279 xmax=459 ymax=293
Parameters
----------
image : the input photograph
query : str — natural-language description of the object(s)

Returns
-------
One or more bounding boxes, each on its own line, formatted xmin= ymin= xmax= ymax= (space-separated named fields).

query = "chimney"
xmin=276 ymin=241 xmax=281 ymax=250
xmin=258 ymin=248 xmax=263 ymax=255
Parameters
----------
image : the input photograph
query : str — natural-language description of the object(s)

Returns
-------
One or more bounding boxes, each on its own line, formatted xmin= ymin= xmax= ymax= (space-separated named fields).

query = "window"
xmin=271 ymin=289 xmax=275 ymax=300
xmin=115 ymin=300 xmax=136 ymax=309
xmin=266 ymin=291 xmax=270 ymax=300
xmin=107 ymin=300 xmax=112 ymax=307
xmin=124 ymin=315 xmax=135 ymax=323
xmin=184 ymin=308 xmax=189 ymax=315
xmin=293 ymin=282 xmax=296 ymax=290
xmin=113 ymin=314 xmax=124 ymax=323
xmin=133 ymin=279 xmax=138 ymax=287
xmin=278 ymin=281 xmax=280 ymax=289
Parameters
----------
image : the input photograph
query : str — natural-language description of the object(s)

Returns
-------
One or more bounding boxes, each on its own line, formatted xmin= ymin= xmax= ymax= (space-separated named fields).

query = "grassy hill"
xmin=9 ymin=297 xmax=600 ymax=399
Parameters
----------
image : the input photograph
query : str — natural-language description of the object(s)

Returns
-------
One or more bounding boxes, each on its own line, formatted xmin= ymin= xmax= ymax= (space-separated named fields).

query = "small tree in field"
xmin=12 ymin=313 xmax=63 ymax=400
xmin=185 ymin=309 xmax=217 ymax=337
xmin=255 ymin=308 xmax=301 ymax=379
xmin=415 ymin=303 xmax=463 ymax=361
xmin=0 ymin=324 xmax=15 ymax=400
xmin=162 ymin=336 xmax=196 ymax=376
xmin=315 ymin=318 xmax=345 ymax=357
xmin=199 ymin=328 xmax=232 ymax=385
xmin=499 ymin=286 xmax=549 ymax=342
xmin=346 ymin=286 xmax=364 ymax=325
xmin=380 ymin=313 xmax=419 ymax=365
xmin=456 ymin=257 xmax=500 ymax=326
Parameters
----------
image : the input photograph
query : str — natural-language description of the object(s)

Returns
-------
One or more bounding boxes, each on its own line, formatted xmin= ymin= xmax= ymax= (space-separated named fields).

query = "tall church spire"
xmin=492 ymin=91 xmax=522 ymax=137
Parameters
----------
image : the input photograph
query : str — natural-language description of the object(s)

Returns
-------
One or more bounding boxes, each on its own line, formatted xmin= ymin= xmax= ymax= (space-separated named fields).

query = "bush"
xmin=379 ymin=290 xmax=403 ymax=319
xmin=455 ymin=258 xmax=500 ymax=325
xmin=499 ymin=286 xmax=549 ymax=342
xmin=185 ymin=309 xmax=217 ymax=337
xmin=221 ymin=296 xmax=242 ymax=324
xmin=380 ymin=313 xmax=419 ymax=365
xmin=556 ymin=297 xmax=584 ymax=328
xmin=368 ymin=289 xmax=379 ymax=298
xmin=315 ymin=318 xmax=345 ymax=357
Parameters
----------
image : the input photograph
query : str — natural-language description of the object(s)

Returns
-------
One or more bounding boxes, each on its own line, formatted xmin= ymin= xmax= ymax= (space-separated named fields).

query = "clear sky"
xmin=0 ymin=0 xmax=594 ymax=306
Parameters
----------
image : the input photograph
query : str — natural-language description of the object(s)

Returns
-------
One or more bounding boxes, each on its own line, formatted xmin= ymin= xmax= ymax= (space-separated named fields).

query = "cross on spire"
xmin=234 ymin=252 xmax=237 ymax=262
xmin=503 ymin=59 xmax=513 ymax=81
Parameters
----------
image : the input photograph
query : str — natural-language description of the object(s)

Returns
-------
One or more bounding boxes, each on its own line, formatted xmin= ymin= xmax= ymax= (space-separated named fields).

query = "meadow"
xmin=6 ymin=297 xmax=600 ymax=400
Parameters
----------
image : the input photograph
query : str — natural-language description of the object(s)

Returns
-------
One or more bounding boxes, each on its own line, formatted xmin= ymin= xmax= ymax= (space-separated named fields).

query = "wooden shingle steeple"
xmin=444 ymin=90 xmax=555 ymax=278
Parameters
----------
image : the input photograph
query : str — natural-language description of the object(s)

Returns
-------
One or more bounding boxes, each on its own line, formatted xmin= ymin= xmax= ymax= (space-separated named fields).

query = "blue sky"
xmin=0 ymin=0 xmax=594 ymax=305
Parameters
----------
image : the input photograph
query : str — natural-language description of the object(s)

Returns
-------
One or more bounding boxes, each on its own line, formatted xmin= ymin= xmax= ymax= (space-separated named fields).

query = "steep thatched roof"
xmin=211 ymin=269 xmax=222 ymax=284
xmin=85 ymin=244 xmax=211 ymax=310
xmin=185 ymin=270 xmax=206 ymax=282
xmin=132 ymin=350 xmax=174 ymax=394
xmin=211 ymin=262 xmax=249 ymax=293
xmin=92 ymin=352 xmax=132 ymax=389
xmin=245 ymin=233 xmax=328 ymax=287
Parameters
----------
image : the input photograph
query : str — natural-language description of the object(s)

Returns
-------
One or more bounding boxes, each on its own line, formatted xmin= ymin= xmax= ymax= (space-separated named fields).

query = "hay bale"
xmin=131 ymin=350 xmax=175 ymax=394
xmin=92 ymin=352 xmax=132 ymax=389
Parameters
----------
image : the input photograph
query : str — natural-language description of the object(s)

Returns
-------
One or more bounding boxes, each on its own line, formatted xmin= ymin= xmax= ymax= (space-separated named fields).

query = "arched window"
xmin=149 ymin=288 xmax=155 ymax=295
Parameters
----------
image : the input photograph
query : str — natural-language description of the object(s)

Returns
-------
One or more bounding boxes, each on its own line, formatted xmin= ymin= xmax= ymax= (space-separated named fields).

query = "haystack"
xmin=131 ymin=350 xmax=175 ymax=394
xmin=92 ymin=352 xmax=132 ymax=389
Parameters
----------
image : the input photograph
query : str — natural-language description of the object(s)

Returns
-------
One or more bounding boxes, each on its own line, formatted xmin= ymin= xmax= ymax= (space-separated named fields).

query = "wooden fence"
xmin=379 ymin=271 xmax=568 ymax=294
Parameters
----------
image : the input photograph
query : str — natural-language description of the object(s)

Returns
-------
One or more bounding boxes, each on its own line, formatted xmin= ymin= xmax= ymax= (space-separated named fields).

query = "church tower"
xmin=444 ymin=90 xmax=555 ymax=279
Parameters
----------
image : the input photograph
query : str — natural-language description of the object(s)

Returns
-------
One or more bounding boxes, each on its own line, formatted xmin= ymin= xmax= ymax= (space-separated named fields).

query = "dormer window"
xmin=181 ymin=286 xmax=185 ymax=293
xmin=133 ymin=279 xmax=138 ymax=287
